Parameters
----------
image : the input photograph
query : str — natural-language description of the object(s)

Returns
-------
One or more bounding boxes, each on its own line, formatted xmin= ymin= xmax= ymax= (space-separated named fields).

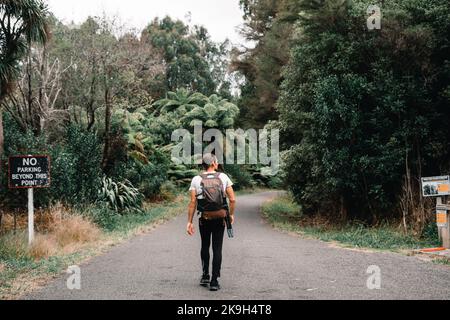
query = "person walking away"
xmin=186 ymin=154 xmax=236 ymax=291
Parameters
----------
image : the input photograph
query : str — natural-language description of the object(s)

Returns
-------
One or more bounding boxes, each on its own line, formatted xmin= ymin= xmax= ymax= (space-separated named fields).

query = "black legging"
xmin=199 ymin=218 xmax=225 ymax=280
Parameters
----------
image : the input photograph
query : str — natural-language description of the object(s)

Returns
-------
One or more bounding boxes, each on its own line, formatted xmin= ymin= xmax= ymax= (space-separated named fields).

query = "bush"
xmin=84 ymin=205 xmax=121 ymax=231
xmin=98 ymin=177 xmax=144 ymax=213
xmin=159 ymin=181 xmax=178 ymax=201
xmin=266 ymin=175 xmax=284 ymax=189
xmin=223 ymin=165 xmax=255 ymax=190
xmin=111 ymin=149 xmax=170 ymax=199
xmin=421 ymin=222 xmax=440 ymax=244
xmin=263 ymin=195 xmax=302 ymax=219
xmin=56 ymin=125 xmax=103 ymax=204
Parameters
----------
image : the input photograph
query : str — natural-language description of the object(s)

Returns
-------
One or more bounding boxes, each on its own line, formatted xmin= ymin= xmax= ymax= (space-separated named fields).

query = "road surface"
xmin=26 ymin=192 xmax=450 ymax=300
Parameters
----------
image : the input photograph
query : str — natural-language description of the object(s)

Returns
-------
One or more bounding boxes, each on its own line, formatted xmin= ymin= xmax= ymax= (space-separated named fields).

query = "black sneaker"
xmin=200 ymin=274 xmax=210 ymax=287
xmin=209 ymin=279 xmax=221 ymax=291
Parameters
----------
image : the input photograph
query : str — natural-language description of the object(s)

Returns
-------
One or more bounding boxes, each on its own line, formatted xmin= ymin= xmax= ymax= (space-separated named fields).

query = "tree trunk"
xmin=27 ymin=47 xmax=35 ymax=133
xmin=340 ymin=195 xmax=347 ymax=222
xmin=0 ymin=109 xmax=4 ymax=162
xmin=102 ymin=87 xmax=112 ymax=171
xmin=87 ymin=59 xmax=97 ymax=131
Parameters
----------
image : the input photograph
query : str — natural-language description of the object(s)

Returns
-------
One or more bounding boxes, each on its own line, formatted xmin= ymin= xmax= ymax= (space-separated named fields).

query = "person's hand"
xmin=187 ymin=222 xmax=195 ymax=236
xmin=230 ymin=215 xmax=235 ymax=225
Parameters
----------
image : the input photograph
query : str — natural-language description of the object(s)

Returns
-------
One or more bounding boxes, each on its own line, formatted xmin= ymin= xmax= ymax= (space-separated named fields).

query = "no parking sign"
xmin=8 ymin=155 xmax=51 ymax=189
xmin=7 ymin=155 xmax=51 ymax=245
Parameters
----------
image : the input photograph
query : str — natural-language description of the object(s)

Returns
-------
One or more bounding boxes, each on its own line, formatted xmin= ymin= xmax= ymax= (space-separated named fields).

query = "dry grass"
xmin=52 ymin=215 xmax=100 ymax=247
xmin=1 ymin=203 xmax=67 ymax=234
xmin=0 ymin=204 xmax=101 ymax=261
xmin=28 ymin=235 xmax=57 ymax=260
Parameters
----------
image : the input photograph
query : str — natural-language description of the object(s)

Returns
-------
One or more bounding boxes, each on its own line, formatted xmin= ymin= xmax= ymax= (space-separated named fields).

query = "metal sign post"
xmin=8 ymin=155 xmax=51 ymax=246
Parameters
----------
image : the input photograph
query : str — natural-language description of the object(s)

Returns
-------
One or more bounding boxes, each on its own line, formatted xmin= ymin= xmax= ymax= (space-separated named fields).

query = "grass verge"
xmin=433 ymin=258 xmax=450 ymax=266
xmin=0 ymin=195 xmax=188 ymax=300
xmin=262 ymin=195 xmax=441 ymax=252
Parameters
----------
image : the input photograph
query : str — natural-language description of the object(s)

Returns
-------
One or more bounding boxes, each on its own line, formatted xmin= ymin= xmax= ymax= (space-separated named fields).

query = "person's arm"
xmin=226 ymin=186 xmax=236 ymax=224
xmin=187 ymin=190 xmax=197 ymax=236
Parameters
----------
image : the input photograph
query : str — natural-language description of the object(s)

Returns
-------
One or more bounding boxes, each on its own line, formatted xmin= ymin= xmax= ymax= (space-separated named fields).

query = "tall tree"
xmin=232 ymin=0 xmax=301 ymax=128
xmin=142 ymin=17 xmax=219 ymax=96
xmin=1 ymin=41 xmax=72 ymax=136
xmin=49 ymin=17 xmax=165 ymax=130
xmin=278 ymin=0 xmax=450 ymax=227
xmin=0 ymin=0 xmax=49 ymax=160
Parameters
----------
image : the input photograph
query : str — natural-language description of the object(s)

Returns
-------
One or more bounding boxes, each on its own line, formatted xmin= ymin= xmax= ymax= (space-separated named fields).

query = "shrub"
xmin=111 ymin=149 xmax=171 ymax=199
xmin=266 ymin=175 xmax=284 ymax=189
xmin=34 ymin=125 xmax=103 ymax=206
xmin=159 ymin=181 xmax=178 ymax=201
xmin=168 ymin=164 xmax=199 ymax=187
xmin=84 ymin=205 xmax=121 ymax=231
xmin=421 ymin=222 xmax=440 ymax=244
xmin=263 ymin=195 xmax=302 ymax=220
xmin=223 ymin=165 xmax=255 ymax=190
xmin=98 ymin=177 xmax=144 ymax=213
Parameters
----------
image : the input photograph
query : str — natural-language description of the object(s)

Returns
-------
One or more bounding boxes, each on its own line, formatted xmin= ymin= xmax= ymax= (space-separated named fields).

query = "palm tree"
xmin=152 ymin=88 xmax=208 ymax=115
xmin=182 ymin=94 xmax=240 ymax=129
xmin=0 ymin=0 xmax=49 ymax=160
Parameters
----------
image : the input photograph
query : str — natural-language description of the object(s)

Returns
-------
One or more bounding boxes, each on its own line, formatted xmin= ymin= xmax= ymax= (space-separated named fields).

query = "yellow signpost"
xmin=436 ymin=209 xmax=448 ymax=228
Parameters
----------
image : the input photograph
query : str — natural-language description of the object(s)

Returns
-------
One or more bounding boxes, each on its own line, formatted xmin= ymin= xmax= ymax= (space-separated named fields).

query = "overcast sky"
xmin=46 ymin=0 xmax=245 ymax=45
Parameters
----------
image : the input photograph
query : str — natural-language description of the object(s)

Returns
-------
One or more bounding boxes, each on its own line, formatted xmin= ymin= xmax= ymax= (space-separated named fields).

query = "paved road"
xmin=26 ymin=192 xmax=450 ymax=300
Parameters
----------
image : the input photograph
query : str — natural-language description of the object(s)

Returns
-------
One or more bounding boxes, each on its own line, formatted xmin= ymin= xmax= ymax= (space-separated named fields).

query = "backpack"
xmin=197 ymin=173 xmax=225 ymax=213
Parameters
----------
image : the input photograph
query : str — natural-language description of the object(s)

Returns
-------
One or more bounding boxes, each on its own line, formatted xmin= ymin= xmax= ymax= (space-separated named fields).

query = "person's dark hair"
xmin=202 ymin=153 xmax=218 ymax=170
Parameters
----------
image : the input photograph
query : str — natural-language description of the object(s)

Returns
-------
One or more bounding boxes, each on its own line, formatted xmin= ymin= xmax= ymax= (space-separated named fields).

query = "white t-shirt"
xmin=189 ymin=172 xmax=234 ymax=199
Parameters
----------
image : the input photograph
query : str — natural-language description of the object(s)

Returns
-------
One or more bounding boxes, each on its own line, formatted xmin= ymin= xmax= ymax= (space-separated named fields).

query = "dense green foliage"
xmin=0 ymin=0 xmax=49 ymax=165
xmin=98 ymin=177 xmax=143 ymax=213
xmin=0 ymin=11 xmax=249 ymax=216
xmin=0 ymin=115 xmax=102 ymax=208
xmin=233 ymin=0 xmax=301 ymax=128
xmin=277 ymin=0 xmax=450 ymax=224
xmin=143 ymin=17 xmax=232 ymax=96
xmin=0 ymin=0 xmax=48 ymax=98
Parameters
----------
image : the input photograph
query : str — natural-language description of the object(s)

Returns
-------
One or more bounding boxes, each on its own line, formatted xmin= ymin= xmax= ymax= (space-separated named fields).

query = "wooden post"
xmin=443 ymin=226 xmax=450 ymax=249
xmin=442 ymin=199 xmax=450 ymax=249
xmin=437 ymin=197 xmax=450 ymax=249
